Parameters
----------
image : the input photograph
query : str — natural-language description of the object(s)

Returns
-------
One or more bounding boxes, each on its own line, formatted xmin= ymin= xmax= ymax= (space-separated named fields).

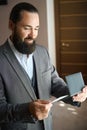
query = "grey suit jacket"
xmin=0 ymin=40 xmax=69 ymax=130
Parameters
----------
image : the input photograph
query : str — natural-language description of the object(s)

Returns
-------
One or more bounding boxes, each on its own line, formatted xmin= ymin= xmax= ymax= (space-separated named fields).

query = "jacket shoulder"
xmin=35 ymin=44 xmax=49 ymax=55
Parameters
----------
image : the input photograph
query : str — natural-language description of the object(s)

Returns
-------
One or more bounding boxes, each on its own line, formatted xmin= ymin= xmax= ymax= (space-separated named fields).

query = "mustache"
xmin=25 ymin=37 xmax=34 ymax=40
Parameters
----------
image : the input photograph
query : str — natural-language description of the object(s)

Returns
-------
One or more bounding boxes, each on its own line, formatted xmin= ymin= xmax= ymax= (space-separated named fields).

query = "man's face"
xmin=10 ymin=11 xmax=40 ymax=54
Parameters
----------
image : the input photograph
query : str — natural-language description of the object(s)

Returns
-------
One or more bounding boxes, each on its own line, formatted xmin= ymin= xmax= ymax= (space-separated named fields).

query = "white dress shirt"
xmin=8 ymin=38 xmax=33 ymax=80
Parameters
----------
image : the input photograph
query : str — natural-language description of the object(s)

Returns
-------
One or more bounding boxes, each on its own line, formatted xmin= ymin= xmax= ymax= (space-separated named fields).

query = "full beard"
xmin=12 ymin=33 xmax=36 ymax=55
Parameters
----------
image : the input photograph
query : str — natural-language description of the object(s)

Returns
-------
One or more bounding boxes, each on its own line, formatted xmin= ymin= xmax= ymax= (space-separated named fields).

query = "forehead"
xmin=19 ymin=11 xmax=40 ymax=25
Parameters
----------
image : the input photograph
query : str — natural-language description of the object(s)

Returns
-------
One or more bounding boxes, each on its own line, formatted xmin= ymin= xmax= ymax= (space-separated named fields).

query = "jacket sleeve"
xmin=0 ymin=76 xmax=36 ymax=123
xmin=44 ymin=48 xmax=81 ymax=107
xmin=50 ymin=66 xmax=81 ymax=107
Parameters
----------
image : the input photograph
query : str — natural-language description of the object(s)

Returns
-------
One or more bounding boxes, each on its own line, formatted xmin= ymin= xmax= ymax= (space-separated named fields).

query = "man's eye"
xmin=24 ymin=27 xmax=30 ymax=30
xmin=35 ymin=28 xmax=39 ymax=31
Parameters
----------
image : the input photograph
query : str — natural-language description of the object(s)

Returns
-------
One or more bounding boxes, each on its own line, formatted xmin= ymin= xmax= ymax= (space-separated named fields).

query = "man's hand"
xmin=29 ymin=99 xmax=53 ymax=120
xmin=73 ymin=86 xmax=87 ymax=102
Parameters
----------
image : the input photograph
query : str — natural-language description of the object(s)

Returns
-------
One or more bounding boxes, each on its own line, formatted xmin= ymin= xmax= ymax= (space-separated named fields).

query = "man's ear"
xmin=8 ymin=20 xmax=15 ymax=31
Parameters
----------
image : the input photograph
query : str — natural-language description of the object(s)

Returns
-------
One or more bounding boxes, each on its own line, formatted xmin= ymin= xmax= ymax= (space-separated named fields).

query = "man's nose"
xmin=29 ymin=29 xmax=35 ymax=38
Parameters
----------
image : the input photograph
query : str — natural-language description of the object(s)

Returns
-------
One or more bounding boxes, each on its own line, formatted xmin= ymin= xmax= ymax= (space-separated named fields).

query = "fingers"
xmin=37 ymin=99 xmax=51 ymax=104
xmin=73 ymin=92 xmax=87 ymax=102
xmin=82 ymin=86 xmax=87 ymax=93
xmin=29 ymin=99 xmax=53 ymax=120
xmin=72 ymin=85 xmax=87 ymax=102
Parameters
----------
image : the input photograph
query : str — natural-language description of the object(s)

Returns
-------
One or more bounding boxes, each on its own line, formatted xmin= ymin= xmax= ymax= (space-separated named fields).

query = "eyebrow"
xmin=24 ymin=25 xmax=40 ymax=28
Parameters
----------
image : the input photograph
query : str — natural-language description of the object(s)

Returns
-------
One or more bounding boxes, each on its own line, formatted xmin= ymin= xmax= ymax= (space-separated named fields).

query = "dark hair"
xmin=9 ymin=2 xmax=39 ymax=23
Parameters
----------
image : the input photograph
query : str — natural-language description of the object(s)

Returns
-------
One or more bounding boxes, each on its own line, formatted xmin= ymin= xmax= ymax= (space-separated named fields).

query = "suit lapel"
xmin=33 ymin=48 xmax=43 ymax=99
xmin=3 ymin=42 xmax=37 ymax=100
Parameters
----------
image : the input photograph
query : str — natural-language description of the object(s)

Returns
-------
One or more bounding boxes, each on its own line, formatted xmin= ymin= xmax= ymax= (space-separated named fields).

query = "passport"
xmin=65 ymin=72 xmax=85 ymax=96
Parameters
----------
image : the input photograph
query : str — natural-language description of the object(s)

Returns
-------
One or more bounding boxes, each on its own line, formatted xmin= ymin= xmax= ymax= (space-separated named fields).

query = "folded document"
xmin=65 ymin=72 xmax=85 ymax=96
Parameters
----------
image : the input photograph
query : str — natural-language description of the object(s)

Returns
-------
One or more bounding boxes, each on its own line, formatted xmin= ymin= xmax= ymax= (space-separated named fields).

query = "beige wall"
xmin=0 ymin=0 xmax=56 ymax=66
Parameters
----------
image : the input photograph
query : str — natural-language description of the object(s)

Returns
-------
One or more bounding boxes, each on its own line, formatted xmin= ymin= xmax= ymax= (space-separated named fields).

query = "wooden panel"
xmin=60 ymin=0 xmax=87 ymax=2
xmin=61 ymin=42 xmax=87 ymax=52
xmin=61 ymin=29 xmax=87 ymax=40
xmin=61 ymin=65 xmax=87 ymax=74
xmin=60 ymin=2 xmax=87 ymax=15
xmin=61 ymin=53 xmax=87 ymax=63
xmin=60 ymin=16 xmax=87 ymax=27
